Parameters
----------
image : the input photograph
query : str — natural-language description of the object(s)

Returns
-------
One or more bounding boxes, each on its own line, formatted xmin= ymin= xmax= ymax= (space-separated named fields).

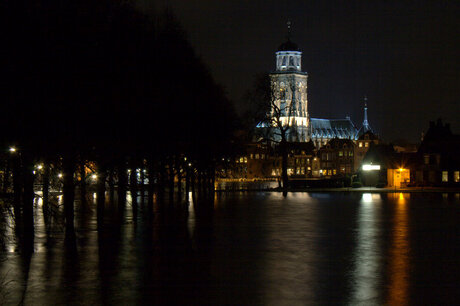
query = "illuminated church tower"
xmin=269 ymin=21 xmax=309 ymax=142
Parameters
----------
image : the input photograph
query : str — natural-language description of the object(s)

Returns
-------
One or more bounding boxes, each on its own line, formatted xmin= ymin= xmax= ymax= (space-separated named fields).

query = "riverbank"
xmin=216 ymin=186 xmax=460 ymax=193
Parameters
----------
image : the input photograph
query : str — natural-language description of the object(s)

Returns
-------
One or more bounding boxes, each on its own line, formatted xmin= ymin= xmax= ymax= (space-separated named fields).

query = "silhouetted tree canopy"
xmin=0 ymin=0 xmax=236 ymax=168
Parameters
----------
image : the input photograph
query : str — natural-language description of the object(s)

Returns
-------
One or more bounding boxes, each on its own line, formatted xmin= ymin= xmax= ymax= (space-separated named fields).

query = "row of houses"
xmin=221 ymin=119 xmax=460 ymax=187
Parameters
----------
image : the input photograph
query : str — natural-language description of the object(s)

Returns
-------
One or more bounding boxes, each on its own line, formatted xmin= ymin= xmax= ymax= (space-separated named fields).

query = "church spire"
xmin=286 ymin=20 xmax=292 ymax=41
xmin=362 ymin=96 xmax=371 ymax=132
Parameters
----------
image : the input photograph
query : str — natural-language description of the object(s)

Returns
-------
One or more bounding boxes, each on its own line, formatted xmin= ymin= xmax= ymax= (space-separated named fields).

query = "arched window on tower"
xmin=282 ymin=56 xmax=287 ymax=66
xmin=289 ymin=56 xmax=294 ymax=67
xmin=280 ymin=88 xmax=286 ymax=100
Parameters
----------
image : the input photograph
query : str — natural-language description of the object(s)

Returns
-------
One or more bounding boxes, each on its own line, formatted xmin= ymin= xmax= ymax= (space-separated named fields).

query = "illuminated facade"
xmin=269 ymin=40 xmax=309 ymax=142
xmin=267 ymin=37 xmax=359 ymax=147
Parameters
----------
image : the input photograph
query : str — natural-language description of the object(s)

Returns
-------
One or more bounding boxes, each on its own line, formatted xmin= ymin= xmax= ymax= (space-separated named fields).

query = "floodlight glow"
xmin=58 ymin=173 xmax=63 ymax=178
xmin=9 ymin=147 xmax=16 ymax=153
xmin=91 ymin=174 xmax=97 ymax=180
xmin=362 ymin=164 xmax=380 ymax=171
xmin=37 ymin=164 xmax=43 ymax=170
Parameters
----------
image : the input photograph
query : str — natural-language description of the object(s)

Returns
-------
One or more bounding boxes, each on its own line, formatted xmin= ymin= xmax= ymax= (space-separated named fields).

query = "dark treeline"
xmin=0 ymin=0 xmax=236 ymax=249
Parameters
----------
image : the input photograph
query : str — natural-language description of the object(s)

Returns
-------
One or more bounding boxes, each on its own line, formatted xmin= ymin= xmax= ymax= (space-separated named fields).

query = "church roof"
xmin=310 ymin=118 xmax=358 ymax=140
xmin=277 ymin=40 xmax=300 ymax=52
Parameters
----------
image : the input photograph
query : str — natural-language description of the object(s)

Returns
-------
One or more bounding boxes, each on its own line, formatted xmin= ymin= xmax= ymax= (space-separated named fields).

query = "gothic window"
xmin=280 ymin=88 xmax=286 ymax=100
xmin=282 ymin=56 xmax=287 ymax=66
xmin=289 ymin=56 xmax=294 ymax=66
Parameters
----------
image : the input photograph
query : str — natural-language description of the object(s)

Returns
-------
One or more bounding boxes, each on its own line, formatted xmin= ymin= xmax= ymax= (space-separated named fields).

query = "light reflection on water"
xmin=0 ymin=192 xmax=460 ymax=304
xmin=349 ymin=193 xmax=382 ymax=304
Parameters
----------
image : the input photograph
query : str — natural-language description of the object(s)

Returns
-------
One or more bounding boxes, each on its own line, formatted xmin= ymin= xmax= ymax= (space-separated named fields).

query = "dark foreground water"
xmin=1 ymin=192 xmax=460 ymax=305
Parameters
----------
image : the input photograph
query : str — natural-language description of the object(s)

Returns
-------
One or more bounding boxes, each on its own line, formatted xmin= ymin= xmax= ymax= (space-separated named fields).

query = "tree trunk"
xmin=108 ymin=168 xmax=115 ymax=203
xmin=147 ymin=162 xmax=155 ymax=212
xmin=185 ymin=166 xmax=190 ymax=195
xmin=42 ymin=160 xmax=50 ymax=213
xmin=176 ymin=157 xmax=182 ymax=200
xmin=168 ymin=157 xmax=174 ymax=200
xmin=79 ymin=161 xmax=87 ymax=207
xmin=12 ymin=154 xmax=22 ymax=222
xmin=22 ymin=155 xmax=35 ymax=253
xmin=129 ymin=162 xmax=138 ymax=218
xmin=117 ymin=160 xmax=127 ymax=210
xmin=140 ymin=166 xmax=145 ymax=205
xmin=96 ymin=164 xmax=107 ymax=228
xmin=63 ymin=156 xmax=76 ymax=235
xmin=280 ymin=138 xmax=289 ymax=191
xmin=3 ymin=160 xmax=10 ymax=194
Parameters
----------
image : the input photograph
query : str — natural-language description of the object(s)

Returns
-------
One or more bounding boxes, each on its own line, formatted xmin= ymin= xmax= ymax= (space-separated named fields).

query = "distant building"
xmin=317 ymin=138 xmax=355 ymax=177
xmin=354 ymin=130 xmax=380 ymax=171
xmin=414 ymin=119 xmax=460 ymax=186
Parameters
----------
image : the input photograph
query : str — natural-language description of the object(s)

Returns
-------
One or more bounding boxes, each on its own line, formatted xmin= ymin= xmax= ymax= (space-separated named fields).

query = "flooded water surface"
xmin=1 ymin=192 xmax=460 ymax=305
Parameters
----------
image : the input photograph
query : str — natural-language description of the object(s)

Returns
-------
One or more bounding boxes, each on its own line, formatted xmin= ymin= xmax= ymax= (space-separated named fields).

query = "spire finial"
xmin=287 ymin=20 xmax=292 ymax=41
xmin=364 ymin=95 xmax=368 ymax=108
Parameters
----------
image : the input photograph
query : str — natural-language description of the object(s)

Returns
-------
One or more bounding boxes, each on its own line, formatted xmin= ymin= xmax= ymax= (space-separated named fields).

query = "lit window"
xmin=333 ymin=169 xmax=337 ymax=175
xmin=339 ymin=151 xmax=343 ymax=157
xmin=365 ymin=142 xmax=369 ymax=148
xmin=424 ymin=155 xmax=429 ymax=165
xmin=239 ymin=157 xmax=244 ymax=163
xmin=359 ymin=142 xmax=363 ymax=148
xmin=442 ymin=171 xmax=448 ymax=182
xmin=296 ymin=168 xmax=300 ymax=175
xmin=349 ymin=151 xmax=353 ymax=157
xmin=327 ymin=169 xmax=332 ymax=176
xmin=301 ymin=168 xmax=305 ymax=175
xmin=255 ymin=154 xmax=259 ymax=159
xmin=244 ymin=157 xmax=248 ymax=163
xmin=307 ymin=166 xmax=311 ymax=171
xmin=455 ymin=171 xmax=459 ymax=183
xmin=250 ymin=154 xmax=254 ymax=159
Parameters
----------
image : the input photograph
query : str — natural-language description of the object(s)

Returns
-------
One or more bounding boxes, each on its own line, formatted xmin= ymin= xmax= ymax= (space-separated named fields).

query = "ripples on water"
xmin=1 ymin=192 xmax=460 ymax=305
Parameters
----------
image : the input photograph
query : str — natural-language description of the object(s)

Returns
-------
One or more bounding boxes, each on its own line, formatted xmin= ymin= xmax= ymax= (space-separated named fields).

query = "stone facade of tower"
xmin=269 ymin=41 xmax=310 ymax=142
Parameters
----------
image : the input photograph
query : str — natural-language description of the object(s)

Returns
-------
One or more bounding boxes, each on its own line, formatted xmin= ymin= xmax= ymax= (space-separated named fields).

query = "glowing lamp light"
xmin=91 ymin=174 xmax=97 ymax=180
xmin=58 ymin=173 xmax=63 ymax=178
xmin=362 ymin=164 xmax=381 ymax=171
xmin=9 ymin=147 xmax=16 ymax=153
xmin=37 ymin=164 xmax=43 ymax=170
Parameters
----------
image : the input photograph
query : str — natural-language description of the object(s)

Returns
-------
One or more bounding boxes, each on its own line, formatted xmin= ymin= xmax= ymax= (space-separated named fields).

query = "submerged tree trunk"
xmin=62 ymin=156 xmax=76 ymax=237
xmin=280 ymin=138 xmax=289 ymax=192
xmin=117 ymin=159 xmax=127 ymax=210
xmin=22 ymin=155 xmax=35 ymax=253
xmin=12 ymin=154 xmax=22 ymax=222
xmin=129 ymin=162 xmax=138 ymax=218
xmin=42 ymin=160 xmax=50 ymax=213
xmin=168 ymin=157 xmax=174 ymax=200
xmin=140 ymin=166 xmax=145 ymax=205
xmin=108 ymin=168 xmax=115 ymax=203
xmin=96 ymin=164 xmax=107 ymax=227
xmin=147 ymin=161 xmax=155 ymax=213
xmin=79 ymin=161 xmax=87 ymax=207
xmin=176 ymin=157 xmax=182 ymax=200
xmin=3 ymin=160 xmax=10 ymax=194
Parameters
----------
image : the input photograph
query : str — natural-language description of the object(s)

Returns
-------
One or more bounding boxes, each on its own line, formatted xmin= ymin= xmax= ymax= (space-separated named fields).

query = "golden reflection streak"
xmin=387 ymin=193 xmax=410 ymax=305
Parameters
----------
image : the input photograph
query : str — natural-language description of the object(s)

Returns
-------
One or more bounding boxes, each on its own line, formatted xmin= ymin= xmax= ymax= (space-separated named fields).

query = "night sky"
xmin=136 ymin=0 xmax=459 ymax=143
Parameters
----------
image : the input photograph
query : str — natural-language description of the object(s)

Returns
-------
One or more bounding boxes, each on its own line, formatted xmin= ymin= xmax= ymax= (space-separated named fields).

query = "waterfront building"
xmin=317 ymin=138 xmax=356 ymax=177
xmin=415 ymin=119 xmax=460 ymax=186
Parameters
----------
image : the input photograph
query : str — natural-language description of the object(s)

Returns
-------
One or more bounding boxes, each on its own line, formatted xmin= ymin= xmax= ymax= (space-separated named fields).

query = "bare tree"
xmin=248 ymin=73 xmax=297 ymax=190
